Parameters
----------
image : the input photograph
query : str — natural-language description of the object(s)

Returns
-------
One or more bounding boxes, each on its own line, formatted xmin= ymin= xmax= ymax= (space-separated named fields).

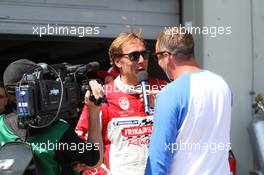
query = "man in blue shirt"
xmin=145 ymin=26 xmax=232 ymax=175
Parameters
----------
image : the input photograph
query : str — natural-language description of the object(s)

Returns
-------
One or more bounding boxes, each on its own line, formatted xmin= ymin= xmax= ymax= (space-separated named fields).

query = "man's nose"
xmin=138 ymin=54 xmax=145 ymax=63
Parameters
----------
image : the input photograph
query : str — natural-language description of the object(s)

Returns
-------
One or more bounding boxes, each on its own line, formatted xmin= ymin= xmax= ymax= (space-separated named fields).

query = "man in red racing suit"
xmin=80 ymin=77 xmax=166 ymax=175
xmin=78 ymin=32 xmax=167 ymax=175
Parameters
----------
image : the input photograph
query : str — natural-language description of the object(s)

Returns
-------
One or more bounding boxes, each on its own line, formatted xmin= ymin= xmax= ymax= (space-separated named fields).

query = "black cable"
xmin=29 ymin=65 xmax=64 ymax=129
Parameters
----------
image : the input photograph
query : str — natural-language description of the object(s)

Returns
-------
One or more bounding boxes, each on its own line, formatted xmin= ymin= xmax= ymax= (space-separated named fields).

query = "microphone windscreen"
xmin=137 ymin=71 xmax=148 ymax=83
xmin=87 ymin=61 xmax=100 ymax=72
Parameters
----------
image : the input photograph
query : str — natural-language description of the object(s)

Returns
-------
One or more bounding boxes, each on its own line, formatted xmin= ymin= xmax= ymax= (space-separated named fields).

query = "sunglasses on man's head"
xmin=153 ymin=51 xmax=171 ymax=61
xmin=119 ymin=50 xmax=151 ymax=62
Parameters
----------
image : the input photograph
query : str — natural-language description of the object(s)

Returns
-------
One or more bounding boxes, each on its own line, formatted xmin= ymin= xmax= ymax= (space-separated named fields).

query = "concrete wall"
xmin=183 ymin=0 xmax=258 ymax=174
xmin=0 ymin=0 xmax=179 ymax=39
xmin=253 ymin=0 xmax=264 ymax=94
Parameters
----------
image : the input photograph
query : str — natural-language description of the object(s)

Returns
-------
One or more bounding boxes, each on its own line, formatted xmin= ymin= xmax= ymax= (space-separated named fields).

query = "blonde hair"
xmin=157 ymin=26 xmax=194 ymax=61
xmin=108 ymin=32 xmax=145 ymax=72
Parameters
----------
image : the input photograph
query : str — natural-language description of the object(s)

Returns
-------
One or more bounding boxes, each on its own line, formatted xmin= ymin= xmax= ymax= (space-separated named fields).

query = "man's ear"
xmin=114 ymin=58 xmax=122 ymax=69
xmin=165 ymin=55 xmax=170 ymax=64
xmin=165 ymin=57 xmax=169 ymax=62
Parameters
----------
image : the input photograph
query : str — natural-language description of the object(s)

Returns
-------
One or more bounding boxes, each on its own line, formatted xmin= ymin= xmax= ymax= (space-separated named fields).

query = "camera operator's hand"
xmin=85 ymin=80 xmax=105 ymax=111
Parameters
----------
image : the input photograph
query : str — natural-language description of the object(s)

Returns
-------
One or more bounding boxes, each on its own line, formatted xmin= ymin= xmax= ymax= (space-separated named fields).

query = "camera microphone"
xmin=75 ymin=61 xmax=100 ymax=74
xmin=86 ymin=61 xmax=100 ymax=72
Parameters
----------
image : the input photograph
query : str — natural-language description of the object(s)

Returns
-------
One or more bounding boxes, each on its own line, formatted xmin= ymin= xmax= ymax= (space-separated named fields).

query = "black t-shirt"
xmin=55 ymin=127 xmax=100 ymax=175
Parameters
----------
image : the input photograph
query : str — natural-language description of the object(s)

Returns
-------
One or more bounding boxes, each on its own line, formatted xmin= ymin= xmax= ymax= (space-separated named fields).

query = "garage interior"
xmin=0 ymin=0 xmax=178 ymax=81
xmin=0 ymin=34 xmax=168 ymax=82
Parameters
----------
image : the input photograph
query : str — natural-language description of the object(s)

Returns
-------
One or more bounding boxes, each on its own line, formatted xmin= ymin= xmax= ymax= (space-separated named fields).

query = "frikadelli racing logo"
xmin=118 ymin=97 xmax=129 ymax=110
xmin=122 ymin=126 xmax=152 ymax=137
xmin=128 ymin=137 xmax=150 ymax=147
xmin=121 ymin=125 xmax=153 ymax=147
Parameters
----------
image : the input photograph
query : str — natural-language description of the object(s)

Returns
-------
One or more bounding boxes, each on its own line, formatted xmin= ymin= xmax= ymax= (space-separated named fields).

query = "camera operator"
xmin=0 ymin=59 xmax=103 ymax=175
xmin=0 ymin=81 xmax=9 ymax=115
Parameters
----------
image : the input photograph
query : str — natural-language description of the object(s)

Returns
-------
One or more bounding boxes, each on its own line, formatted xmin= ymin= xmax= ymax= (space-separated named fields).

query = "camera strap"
xmin=4 ymin=112 xmax=27 ymax=142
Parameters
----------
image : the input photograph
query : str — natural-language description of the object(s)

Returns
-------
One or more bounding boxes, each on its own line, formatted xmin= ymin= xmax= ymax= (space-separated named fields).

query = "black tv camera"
xmin=15 ymin=61 xmax=101 ymax=129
